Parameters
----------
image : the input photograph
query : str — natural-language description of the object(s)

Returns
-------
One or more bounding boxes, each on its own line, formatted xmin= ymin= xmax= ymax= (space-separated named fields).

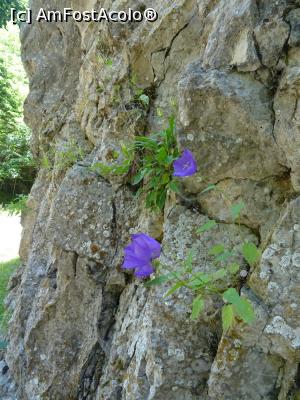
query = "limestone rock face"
xmin=5 ymin=0 xmax=300 ymax=399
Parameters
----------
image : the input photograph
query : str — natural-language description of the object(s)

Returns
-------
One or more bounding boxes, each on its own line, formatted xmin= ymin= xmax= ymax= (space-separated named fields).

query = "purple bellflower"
xmin=122 ymin=233 xmax=161 ymax=278
xmin=173 ymin=149 xmax=197 ymax=177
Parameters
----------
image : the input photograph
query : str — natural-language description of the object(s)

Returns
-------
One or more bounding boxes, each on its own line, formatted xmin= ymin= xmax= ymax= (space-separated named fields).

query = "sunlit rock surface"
xmin=4 ymin=0 xmax=300 ymax=399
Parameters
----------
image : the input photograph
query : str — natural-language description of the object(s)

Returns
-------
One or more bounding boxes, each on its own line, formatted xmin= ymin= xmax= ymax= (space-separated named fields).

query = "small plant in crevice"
xmin=121 ymin=199 xmax=261 ymax=332
xmin=129 ymin=74 xmax=150 ymax=110
xmin=42 ymin=139 xmax=87 ymax=172
xmin=96 ymin=38 xmax=113 ymax=67
xmin=90 ymin=115 xmax=197 ymax=212
xmin=90 ymin=143 xmax=135 ymax=178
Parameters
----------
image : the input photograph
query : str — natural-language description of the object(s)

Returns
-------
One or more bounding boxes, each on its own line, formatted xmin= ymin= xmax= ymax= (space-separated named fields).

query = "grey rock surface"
xmin=4 ymin=0 xmax=300 ymax=399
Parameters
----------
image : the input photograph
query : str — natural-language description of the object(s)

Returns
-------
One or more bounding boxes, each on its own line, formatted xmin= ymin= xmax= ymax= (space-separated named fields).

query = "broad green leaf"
xmin=132 ymin=169 xmax=148 ymax=185
xmin=222 ymin=304 xmax=235 ymax=332
xmin=156 ymin=147 xmax=168 ymax=163
xmin=191 ymin=296 xmax=204 ymax=320
xmin=242 ymin=243 xmax=261 ymax=267
xmin=234 ymin=298 xmax=255 ymax=324
xmin=144 ymin=275 xmax=171 ymax=287
xmin=168 ymin=181 xmax=180 ymax=193
xmin=209 ymin=244 xmax=225 ymax=256
xmin=230 ymin=202 xmax=245 ymax=221
xmin=228 ymin=263 xmax=240 ymax=274
xmin=223 ymin=289 xmax=255 ymax=325
xmin=223 ymin=288 xmax=240 ymax=305
xmin=163 ymin=282 xmax=185 ymax=298
xmin=197 ymin=220 xmax=217 ymax=234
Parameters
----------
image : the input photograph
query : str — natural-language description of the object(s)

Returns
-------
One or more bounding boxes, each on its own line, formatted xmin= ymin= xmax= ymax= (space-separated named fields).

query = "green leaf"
xmin=191 ymin=296 xmax=204 ymax=320
xmin=223 ymin=288 xmax=240 ymax=305
xmin=104 ymin=59 xmax=113 ymax=67
xmin=222 ymin=305 xmax=235 ymax=332
xmin=234 ymin=298 xmax=255 ymax=324
xmin=168 ymin=181 xmax=180 ymax=193
xmin=163 ymin=282 xmax=185 ymax=298
xmin=157 ymin=108 xmax=164 ymax=118
xmin=189 ymin=273 xmax=212 ymax=288
xmin=132 ymin=169 xmax=148 ymax=185
xmin=197 ymin=220 xmax=217 ymax=234
xmin=216 ymin=250 xmax=234 ymax=263
xmin=139 ymin=94 xmax=149 ymax=106
xmin=144 ymin=275 xmax=171 ymax=287
xmin=228 ymin=263 xmax=240 ymax=274
xmin=209 ymin=244 xmax=225 ymax=256
xmin=157 ymin=147 xmax=168 ymax=163
xmin=161 ymin=173 xmax=171 ymax=185
xmin=230 ymin=202 xmax=245 ymax=221
xmin=157 ymin=190 xmax=167 ymax=210
xmin=212 ymin=268 xmax=227 ymax=280
xmin=200 ymin=184 xmax=216 ymax=195
xmin=223 ymin=288 xmax=255 ymax=325
xmin=184 ymin=250 xmax=195 ymax=272
xmin=242 ymin=243 xmax=261 ymax=267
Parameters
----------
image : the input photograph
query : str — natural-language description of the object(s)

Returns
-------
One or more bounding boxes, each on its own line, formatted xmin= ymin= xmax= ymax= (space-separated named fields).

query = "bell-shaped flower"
xmin=173 ymin=149 xmax=197 ymax=177
xmin=122 ymin=233 xmax=161 ymax=278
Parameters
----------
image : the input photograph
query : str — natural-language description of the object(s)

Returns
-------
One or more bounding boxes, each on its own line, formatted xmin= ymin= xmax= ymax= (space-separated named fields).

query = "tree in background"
xmin=0 ymin=1 xmax=34 ymax=205
xmin=0 ymin=0 xmax=27 ymax=28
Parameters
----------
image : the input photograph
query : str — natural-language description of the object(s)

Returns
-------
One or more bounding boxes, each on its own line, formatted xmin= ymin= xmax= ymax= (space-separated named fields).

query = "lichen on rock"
xmin=4 ymin=0 xmax=300 ymax=399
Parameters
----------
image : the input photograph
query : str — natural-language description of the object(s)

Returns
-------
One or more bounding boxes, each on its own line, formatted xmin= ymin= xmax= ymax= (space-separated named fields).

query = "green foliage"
xmin=145 ymin=200 xmax=261 ymax=332
xmin=90 ymin=116 xmax=179 ymax=212
xmin=242 ymin=242 xmax=261 ymax=267
xmin=90 ymin=143 xmax=135 ymax=177
xmin=0 ymin=0 xmax=27 ymax=28
xmin=133 ymin=116 xmax=179 ymax=211
xmin=222 ymin=304 xmax=235 ymax=332
xmin=3 ymin=194 xmax=28 ymax=215
xmin=0 ymin=258 xmax=20 ymax=342
xmin=0 ymin=123 xmax=34 ymax=184
xmin=42 ymin=140 xmax=87 ymax=172
xmin=197 ymin=219 xmax=217 ymax=234
xmin=191 ymin=295 xmax=204 ymax=321
xmin=130 ymin=74 xmax=150 ymax=109
xmin=230 ymin=202 xmax=245 ymax=221
xmin=96 ymin=38 xmax=113 ymax=67
xmin=0 ymin=22 xmax=34 ymax=195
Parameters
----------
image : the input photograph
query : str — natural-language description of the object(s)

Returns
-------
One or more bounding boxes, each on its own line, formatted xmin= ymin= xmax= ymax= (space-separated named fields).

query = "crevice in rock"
xmin=252 ymin=30 xmax=265 ymax=68
xmin=72 ymin=252 xmax=79 ymax=277
xmin=77 ymin=285 xmax=123 ymax=399
xmin=77 ymin=342 xmax=105 ymax=400
xmin=151 ymin=14 xmax=196 ymax=87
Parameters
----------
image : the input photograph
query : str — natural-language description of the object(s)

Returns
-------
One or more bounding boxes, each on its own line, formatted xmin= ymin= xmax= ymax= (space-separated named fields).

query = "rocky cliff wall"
xmin=5 ymin=0 xmax=300 ymax=399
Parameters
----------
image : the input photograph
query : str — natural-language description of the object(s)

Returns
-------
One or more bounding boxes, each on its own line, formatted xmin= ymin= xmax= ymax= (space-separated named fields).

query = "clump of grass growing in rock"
xmin=41 ymin=139 xmax=87 ymax=172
